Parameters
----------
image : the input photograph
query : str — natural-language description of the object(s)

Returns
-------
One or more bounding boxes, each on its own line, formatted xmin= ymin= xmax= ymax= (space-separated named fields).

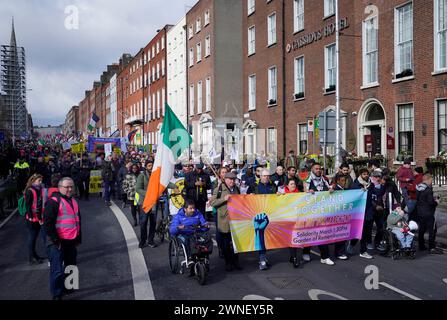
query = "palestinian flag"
xmin=128 ymin=129 xmax=138 ymax=143
xmin=142 ymin=103 xmax=192 ymax=213
xmin=87 ymin=112 xmax=100 ymax=131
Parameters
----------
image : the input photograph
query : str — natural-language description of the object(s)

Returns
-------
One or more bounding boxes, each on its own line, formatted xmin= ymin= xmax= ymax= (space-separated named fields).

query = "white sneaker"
xmin=337 ymin=255 xmax=348 ymax=260
xmin=359 ymin=252 xmax=374 ymax=259
xmin=320 ymin=258 xmax=335 ymax=266
xmin=303 ymin=254 xmax=311 ymax=262
xmin=367 ymin=243 xmax=375 ymax=250
xmin=47 ymin=261 xmax=51 ymax=268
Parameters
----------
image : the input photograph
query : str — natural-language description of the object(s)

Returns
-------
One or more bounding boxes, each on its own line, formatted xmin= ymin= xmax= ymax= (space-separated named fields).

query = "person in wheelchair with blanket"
xmin=169 ymin=199 xmax=210 ymax=264
xmin=386 ymin=203 xmax=418 ymax=257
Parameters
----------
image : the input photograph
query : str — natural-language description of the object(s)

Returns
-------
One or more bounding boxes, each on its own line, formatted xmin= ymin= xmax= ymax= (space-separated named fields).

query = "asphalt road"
xmin=0 ymin=195 xmax=446 ymax=300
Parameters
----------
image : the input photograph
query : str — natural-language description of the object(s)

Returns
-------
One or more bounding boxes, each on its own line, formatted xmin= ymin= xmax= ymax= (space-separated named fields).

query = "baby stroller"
xmin=169 ymin=225 xmax=213 ymax=285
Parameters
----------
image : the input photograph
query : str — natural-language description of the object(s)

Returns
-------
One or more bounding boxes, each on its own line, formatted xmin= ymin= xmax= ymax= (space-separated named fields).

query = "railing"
xmin=426 ymin=159 xmax=447 ymax=186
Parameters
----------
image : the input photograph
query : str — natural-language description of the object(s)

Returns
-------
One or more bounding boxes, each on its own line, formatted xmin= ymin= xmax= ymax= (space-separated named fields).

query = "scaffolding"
xmin=0 ymin=21 xmax=28 ymax=140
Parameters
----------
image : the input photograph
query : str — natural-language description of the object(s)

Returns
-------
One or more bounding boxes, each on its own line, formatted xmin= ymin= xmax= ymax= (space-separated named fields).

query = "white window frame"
xmin=189 ymin=85 xmax=195 ymax=116
xmin=267 ymin=127 xmax=277 ymax=155
xmin=294 ymin=0 xmax=304 ymax=33
xmin=197 ymin=81 xmax=203 ymax=114
xmin=396 ymin=103 xmax=414 ymax=158
xmin=437 ymin=99 xmax=447 ymax=152
xmin=189 ymin=48 xmax=194 ymax=67
xmin=161 ymin=37 xmax=165 ymax=50
xmin=196 ymin=42 xmax=202 ymax=62
xmin=157 ymin=90 xmax=161 ymax=119
xmin=363 ymin=14 xmax=379 ymax=86
xmin=268 ymin=66 xmax=277 ymax=104
xmin=205 ymin=77 xmax=211 ymax=112
xmin=294 ymin=56 xmax=305 ymax=98
xmin=394 ymin=2 xmax=414 ymax=78
xmin=248 ymin=74 xmax=256 ymax=111
xmin=188 ymin=25 xmax=194 ymax=39
xmin=434 ymin=0 xmax=447 ymax=72
xmin=162 ymin=88 xmax=165 ymax=116
xmin=298 ymin=123 xmax=308 ymax=155
xmin=248 ymin=0 xmax=255 ymax=16
xmin=205 ymin=36 xmax=211 ymax=57
xmin=205 ymin=10 xmax=210 ymax=26
xmin=248 ymin=26 xmax=256 ymax=55
xmin=267 ymin=13 xmax=277 ymax=46
xmin=325 ymin=43 xmax=336 ymax=91
xmin=196 ymin=18 xmax=202 ymax=33
xmin=162 ymin=59 xmax=165 ymax=76
xmin=324 ymin=0 xmax=335 ymax=18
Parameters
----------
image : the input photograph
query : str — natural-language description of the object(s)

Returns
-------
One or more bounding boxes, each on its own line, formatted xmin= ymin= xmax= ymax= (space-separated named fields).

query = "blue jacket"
xmin=170 ymin=208 xmax=207 ymax=236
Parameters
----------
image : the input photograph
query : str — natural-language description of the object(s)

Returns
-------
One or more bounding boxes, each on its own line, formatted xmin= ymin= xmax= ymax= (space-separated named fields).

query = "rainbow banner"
xmin=227 ymin=190 xmax=367 ymax=253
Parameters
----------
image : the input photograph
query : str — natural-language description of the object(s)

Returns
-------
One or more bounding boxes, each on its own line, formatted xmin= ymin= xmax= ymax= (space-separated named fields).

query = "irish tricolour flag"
xmin=142 ymin=103 xmax=192 ymax=213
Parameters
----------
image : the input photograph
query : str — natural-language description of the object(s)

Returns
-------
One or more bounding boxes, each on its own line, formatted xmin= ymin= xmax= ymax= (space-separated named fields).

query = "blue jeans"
xmin=48 ymin=241 xmax=77 ymax=298
xmin=104 ymin=180 xmax=112 ymax=202
xmin=26 ymin=221 xmax=41 ymax=259
xmin=392 ymin=229 xmax=414 ymax=248
xmin=177 ymin=234 xmax=193 ymax=257
xmin=406 ymin=199 xmax=417 ymax=215
xmin=259 ymin=250 xmax=267 ymax=262
xmin=158 ymin=196 xmax=170 ymax=220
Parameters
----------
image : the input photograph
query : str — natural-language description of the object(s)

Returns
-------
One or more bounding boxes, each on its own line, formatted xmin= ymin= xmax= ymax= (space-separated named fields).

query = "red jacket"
xmin=284 ymin=186 xmax=300 ymax=193
xmin=396 ymin=166 xmax=414 ymax=189
xmin=407 ymin=173 xmax=423 ymax=200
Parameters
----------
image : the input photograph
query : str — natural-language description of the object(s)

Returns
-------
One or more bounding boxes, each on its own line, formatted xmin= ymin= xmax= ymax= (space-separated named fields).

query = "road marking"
xmin=308 ymin=289 xmax=348 ymax=300
xmin=0 ymin=208 xmax=18 ymax=230
xmin=110 ymin=201 xmax=155 ymax=300
xmin=212 ymin=239 xmax=217 ymax=247
xmin=443 ymin=278 xmax=447 ymax=285
xmin=379 ymin=282 xmax=422 ymax=300
xmin=242 ymin=295 xmax=284 ymax=300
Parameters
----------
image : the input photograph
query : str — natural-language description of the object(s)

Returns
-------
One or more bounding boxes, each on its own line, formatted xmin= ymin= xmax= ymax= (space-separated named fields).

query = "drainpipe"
xmin=281 ymin=0 xmax=287 ymax=160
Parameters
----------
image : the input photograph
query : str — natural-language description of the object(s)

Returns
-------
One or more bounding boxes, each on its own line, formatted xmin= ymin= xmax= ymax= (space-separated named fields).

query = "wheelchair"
xmin=379 ymin=228 xmax=416 ymax=260
xmin=169 ymin=226 xmax=213 ymax=285
xmin=155 ymin=195 xmax=171 ymax=243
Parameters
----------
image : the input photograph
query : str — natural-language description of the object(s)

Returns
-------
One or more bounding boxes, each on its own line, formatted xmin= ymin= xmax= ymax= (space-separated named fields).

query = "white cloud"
xmin=0 ymin=0 xmax=197 ymax=126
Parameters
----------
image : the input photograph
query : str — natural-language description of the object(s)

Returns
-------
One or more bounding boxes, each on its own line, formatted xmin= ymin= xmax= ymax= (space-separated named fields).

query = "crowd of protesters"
xmin=0 ymin=138 xmax=445 ymax=297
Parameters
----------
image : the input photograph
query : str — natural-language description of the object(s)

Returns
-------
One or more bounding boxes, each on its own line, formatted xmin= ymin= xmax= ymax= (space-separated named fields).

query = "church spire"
xmin=10 ymin=17 xmax=17 ymax=47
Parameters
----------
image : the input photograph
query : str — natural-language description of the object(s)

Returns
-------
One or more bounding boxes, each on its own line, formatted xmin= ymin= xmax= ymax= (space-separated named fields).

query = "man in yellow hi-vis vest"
xmin=14 ymin=158 xmax=30 ymax=193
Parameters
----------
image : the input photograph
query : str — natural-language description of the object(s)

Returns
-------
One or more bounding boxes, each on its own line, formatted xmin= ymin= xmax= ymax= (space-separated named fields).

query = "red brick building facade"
xmin=244 ymin=0 xmax=447 ymax=165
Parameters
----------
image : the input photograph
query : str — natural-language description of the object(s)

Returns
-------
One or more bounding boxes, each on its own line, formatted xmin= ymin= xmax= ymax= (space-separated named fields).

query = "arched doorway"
xmin=358 ymin=99 xmax=386 ymax=156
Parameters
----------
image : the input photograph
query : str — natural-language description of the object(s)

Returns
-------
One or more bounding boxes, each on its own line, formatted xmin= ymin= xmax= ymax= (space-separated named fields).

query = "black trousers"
xmin=139 ymin=208 xmax=156 ymax=245
xmin=289 ymin=247 xmax=303 ymax=259
xmin=303 ymin=244 xmax=330 ymax=259
xmin=219 ymin=232 xmax=238 ymax=265
xmin=418 ymin=215 xmax=437 ymax=249
xmin=350 ymin=220 xmax=374 ymax=254
xmin=77 ymin=179 xmax=90 ymax=200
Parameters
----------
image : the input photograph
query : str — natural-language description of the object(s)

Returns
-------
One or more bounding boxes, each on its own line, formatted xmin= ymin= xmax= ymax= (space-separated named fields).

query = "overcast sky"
xmin=0 ymin=0 xmax=196 ymax=126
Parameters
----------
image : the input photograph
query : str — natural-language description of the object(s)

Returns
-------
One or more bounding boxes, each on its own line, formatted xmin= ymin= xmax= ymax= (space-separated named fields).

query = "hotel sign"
xmin=287 ymin=18 xmax=350 ymax=52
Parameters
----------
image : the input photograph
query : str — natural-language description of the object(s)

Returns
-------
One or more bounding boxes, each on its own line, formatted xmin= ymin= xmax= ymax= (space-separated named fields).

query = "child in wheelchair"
xmin=386 ymin=204 xmax=418 ymax=258
xmin=169 ymin=199 xmax=210 ymax=263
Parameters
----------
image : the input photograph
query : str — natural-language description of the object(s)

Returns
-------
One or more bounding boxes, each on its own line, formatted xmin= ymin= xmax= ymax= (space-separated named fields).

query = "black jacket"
xmin=383 ymin=178 xmax=402 ymax=213
xmin=184 ymin=170 xmax=211 ymax=203
xmin=43 ymin=193 xmax=81 ymax=245
xmin=416 ymin=183 xmax=437 ymax=217
xmin=72 ymin=159 xmax=93 ymax=182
